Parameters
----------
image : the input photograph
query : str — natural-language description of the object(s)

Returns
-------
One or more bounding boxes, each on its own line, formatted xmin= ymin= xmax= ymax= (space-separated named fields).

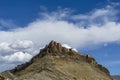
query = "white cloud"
xmin=0 ymin=40 xmax=35 ymax=55
xmin=1 ymin=19 xmax=120 ymax=48
xmin=72 ymin=5 xmax=118 ymax=25
xmin=10 ymin=40 xmax=34 ymax=50
xmin=2 ymin=52 xmax=32 ymax=62
xmin=0 ymin=42 xmax=12 ymax=55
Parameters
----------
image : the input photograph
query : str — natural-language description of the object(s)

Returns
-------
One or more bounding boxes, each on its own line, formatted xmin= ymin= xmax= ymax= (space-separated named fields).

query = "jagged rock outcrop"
xmin=40 ymin=40 xmax=74 ymax=55
xmin=0 ymin=41 xmax=112 ymax=80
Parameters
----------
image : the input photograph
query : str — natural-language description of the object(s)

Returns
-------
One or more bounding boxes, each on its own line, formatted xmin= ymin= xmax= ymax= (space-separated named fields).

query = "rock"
xmin=85 ymin=55 xmax=96 ymax=64
xmin=0 ymin=74 xmax=11 ymax=80
xmin=10 ymin=62 xmax=32 ymax=74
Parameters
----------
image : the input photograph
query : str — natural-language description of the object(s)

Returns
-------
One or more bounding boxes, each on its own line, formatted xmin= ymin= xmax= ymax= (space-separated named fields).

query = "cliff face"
xmin=0 ymin=41 xmax=112 ymax=80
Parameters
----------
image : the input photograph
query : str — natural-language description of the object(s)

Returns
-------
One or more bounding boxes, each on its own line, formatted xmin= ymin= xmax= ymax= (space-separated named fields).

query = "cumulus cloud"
xmin=0 ymin=42 xmax=12 ymax=55
xmin=10 ymin=40 xmax=34 ymax=50
xmin=0 ymin=40 xmax=35 ymax=72
xmin=2 ymin=52 xmax=32 ymax=62
xmin=0 ymin=4 xmax=120 ymax=72
xmin=0 ymin=40 xmax=35 ymax=55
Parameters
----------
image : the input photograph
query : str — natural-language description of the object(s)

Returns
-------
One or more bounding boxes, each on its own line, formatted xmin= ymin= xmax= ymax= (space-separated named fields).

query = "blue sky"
xmin=0 ymin=0 xmax=120 ymax=75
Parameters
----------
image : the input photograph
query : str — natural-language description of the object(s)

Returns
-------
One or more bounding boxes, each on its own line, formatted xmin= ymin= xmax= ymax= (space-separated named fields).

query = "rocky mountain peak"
xmin=48 ymin=40 xmax=60 ymax=48
xmin=46 ymin=40 xmax=63 ymax=52
xmin=0 ymin=41 xmax=112 ymax=80
xmin=39 ymin=40 xmax=76 ymax=57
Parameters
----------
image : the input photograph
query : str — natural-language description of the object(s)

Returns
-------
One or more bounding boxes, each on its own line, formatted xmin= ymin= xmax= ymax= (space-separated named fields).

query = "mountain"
xmin=0 ymin=41 xmax=112 ymax=80
xmin=112 ymin=75 xmax=120 ymax=80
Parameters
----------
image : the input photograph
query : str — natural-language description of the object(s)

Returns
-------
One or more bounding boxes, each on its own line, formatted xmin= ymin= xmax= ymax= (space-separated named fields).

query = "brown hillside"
xmin=0 ymin=41 xmax=112 ymax=80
